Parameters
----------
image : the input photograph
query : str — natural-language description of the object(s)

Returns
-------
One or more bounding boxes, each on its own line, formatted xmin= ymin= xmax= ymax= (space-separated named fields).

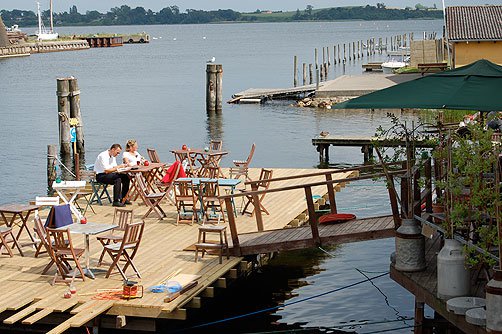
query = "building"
xmin=446 ymin=5 xmax=502 ymax=68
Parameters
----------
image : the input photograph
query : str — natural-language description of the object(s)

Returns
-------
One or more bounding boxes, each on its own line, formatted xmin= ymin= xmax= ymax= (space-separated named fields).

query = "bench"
xmin=418 ymin=63 xmax=448 ymax=75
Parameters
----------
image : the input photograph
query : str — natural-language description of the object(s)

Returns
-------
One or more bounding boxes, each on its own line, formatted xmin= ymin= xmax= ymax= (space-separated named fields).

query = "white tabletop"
xmin=56 ymin=222 xmax=117 ymax=235
xmin=52 ymin=180 xmax=87 ymax=189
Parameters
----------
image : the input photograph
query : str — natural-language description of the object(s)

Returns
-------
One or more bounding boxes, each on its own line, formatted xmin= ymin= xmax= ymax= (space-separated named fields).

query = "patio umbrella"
xmin=333 ymin=59 xmax=502 ymax=112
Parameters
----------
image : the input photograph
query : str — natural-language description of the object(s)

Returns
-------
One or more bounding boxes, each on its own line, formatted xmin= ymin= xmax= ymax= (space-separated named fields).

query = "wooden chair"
xmin=96 ymin=208 xmax=134 ymax=266
xmin=174 ymin=151 xmax=200 ymax=177
xmin=46 ymin=227 xmax=85 ymax=283
xmin=147 ymin=148 xmax=161 ymax=163
xmin=81 ymin=169 xmax=112 ymax=206
xmin=103 ymin=221 xmax=144 ymax=280
xmin=230 ymin=143 xmax=255 ymax=181
xmin=77 ymin=170 xmax=100 ymax=215
xmin=0 ymin=226 xmax=23 ymax=257
xmin=200 ymin=180 xmax=226 ymax=225
xmin=174 ymin=180 xmax=199 ymax=225
xmin=241 ymin=168 xmax=273 ymax=216
xmin=135 ymin=173 xmax=167 ymax=220
xmin=33 ymin=216 xmax=61 ymax=274
xmin=209 ymin=140 xmax=223 ymax=151
xmin=155 ymin=161 xmax=182 ymax=205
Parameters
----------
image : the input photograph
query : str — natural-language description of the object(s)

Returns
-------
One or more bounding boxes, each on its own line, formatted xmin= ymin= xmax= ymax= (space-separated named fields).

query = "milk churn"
xmin=395 ymin=218 xmax=426 ymax=272
xmin=437 ymin=239 xmax=470 ymax=300
xmin=486 ymin=268 xmax=502 ymax=333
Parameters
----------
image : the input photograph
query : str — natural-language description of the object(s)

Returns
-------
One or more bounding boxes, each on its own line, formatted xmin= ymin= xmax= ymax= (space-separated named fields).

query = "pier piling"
xmin=47 ymin=144 xmax=57 ymax=193
xmin=309 ymin=64 xmax=313 ymax=85
xmin=56 ymin=78 xmax=71 ymax=157
xmin=302 ymin=63 xmax=307 ymax=86
xmin=216 ymin=64 xmax=223 ymax=111
xmin=68 ymin=78 xmax=84 ymax=155
xmin=293 ymin=56 xmax=298 ymax=87
xmin=206 ymin=64 xmax=217 ymax=112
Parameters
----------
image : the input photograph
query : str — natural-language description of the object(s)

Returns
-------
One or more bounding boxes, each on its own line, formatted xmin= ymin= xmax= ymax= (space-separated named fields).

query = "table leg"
xmin=83 ymin=234 xmax=95 ymax=279
xmin=13 ymin=212 xmax=36 ymax=246
xmin=57 ymin=189 xmax=82 ymax=220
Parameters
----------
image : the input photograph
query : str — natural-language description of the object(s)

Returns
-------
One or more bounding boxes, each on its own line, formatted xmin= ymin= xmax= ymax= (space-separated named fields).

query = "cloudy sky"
xmin=2 ymin=0 xmax=499 ymax=13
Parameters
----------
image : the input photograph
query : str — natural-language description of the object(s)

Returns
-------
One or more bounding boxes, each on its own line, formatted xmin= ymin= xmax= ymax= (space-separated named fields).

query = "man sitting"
xmin=94 ymin=144 xmax=130 ymax=207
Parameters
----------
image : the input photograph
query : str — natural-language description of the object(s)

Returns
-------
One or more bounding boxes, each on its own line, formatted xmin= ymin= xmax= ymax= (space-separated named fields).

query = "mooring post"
xmin=337 ymin=44 xmax=340 ymax=63
xmin=206 ymin=64 xmax=217 ymax=112
xmin=68 ymin=77 xmax=84 ymax=155
xmin=47 ymin=144 xmax=57 ymax=194
xmin=302 ymin=63 xmax=307 ymax=86
xmin=215 ymin=64 xmax=223 ymax=111
xmin=333 ymin=45 xmax=337 ymax=64
xmin=322 ymin=47 xmax=326 ymax=72
xmin=314 ymin=48 xmax=318 ymax=73
xmin=305 ymin=186 xmax=321 ymax=245
xmin=315 ymin=68 xmax=319 ymax=90
xmin=293 ymin=55 xmax=298 ymax=87
xmin=343 ymin=44 xmax=346 ymax=62
xmin=56 ymin=78 xmax=71 ymax=157
xmin=309 ymin=64 xmax=313 ymax=85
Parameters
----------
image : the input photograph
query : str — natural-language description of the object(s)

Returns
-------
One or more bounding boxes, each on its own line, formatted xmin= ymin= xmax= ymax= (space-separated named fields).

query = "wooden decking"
xmin=236 ymin=215 xmax=394 ymax=255
xmin=0 ymin=167 xmax=392 ymax=333
xmin=228 ymin=83 xmax=323 ymax=104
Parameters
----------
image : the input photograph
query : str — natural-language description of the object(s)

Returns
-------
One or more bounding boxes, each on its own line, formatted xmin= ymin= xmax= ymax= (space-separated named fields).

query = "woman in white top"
xmin=123 ymin=139 xmax=145 ymax=166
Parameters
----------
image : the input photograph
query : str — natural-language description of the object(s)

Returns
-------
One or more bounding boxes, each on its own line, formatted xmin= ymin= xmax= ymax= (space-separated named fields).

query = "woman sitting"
xmin=123 ymin=139 xmax=145 ymax=166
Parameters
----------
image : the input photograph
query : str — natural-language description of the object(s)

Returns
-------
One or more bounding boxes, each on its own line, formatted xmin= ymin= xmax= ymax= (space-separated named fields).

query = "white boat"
xmin=381 ymin=55 xmax=410 ymax=74
xmin=36 ymin=1 xmax=58 ymax=41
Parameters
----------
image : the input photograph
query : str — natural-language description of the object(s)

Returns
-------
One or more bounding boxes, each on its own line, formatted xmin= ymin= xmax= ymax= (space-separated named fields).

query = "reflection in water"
xmin=206 ymin=110 xmax=224 ymax=144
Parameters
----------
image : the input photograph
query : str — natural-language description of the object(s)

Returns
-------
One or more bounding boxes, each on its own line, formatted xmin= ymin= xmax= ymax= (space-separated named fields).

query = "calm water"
xmin=0 ymin=20 xmax=442 ymax=333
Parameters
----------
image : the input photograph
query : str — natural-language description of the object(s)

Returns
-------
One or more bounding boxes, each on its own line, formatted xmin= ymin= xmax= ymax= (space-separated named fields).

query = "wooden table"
xmin=122 ymin=163 xmax=166 ymax=202
xmin=52 ymin=181 xmax=86 ymax=220
xmin=171 ymin=149 xmax=228 ymax=177
xmin=0 ymin=203 xmax=40 ymax=252
xmin=57 ymin=222 xmax=117 ymax=279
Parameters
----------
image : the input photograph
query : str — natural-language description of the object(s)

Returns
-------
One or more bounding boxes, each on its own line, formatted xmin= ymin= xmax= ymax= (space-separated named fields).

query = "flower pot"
xmin=437 ymin=239 xmax=470 ymax=300
xmin=486 ymin=268 xmax=502 ymax=333
xmin=395 ymin=218 xmax=426 ymax=272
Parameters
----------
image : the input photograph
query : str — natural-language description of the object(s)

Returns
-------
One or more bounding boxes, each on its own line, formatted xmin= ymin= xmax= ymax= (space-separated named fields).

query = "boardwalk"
xmin=0 ymin=167 xmax=395 ymax=333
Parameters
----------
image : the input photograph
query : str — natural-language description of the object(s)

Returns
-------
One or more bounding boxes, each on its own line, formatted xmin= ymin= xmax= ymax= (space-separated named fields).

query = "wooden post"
xmin=314 ymin=48 xmax=318 ymax=72
xmin=315 ymin=67 xmax=319 ymax=90
xmin=56 ymin=78 xmax=71 ymax=157
xmin=333 ymin=45 xmax=337 ymax=64
xmin=309 ymin=64 xmax=313 ymax=85
xmin=366 ymin=39 xmax=369 ymax=56
xmin=348 ymin=43 xmax=351 ymax=61
xmin=425 ymin=158 xmax=432 ymax=213
xmin=251 ymin=184 xmax=264 ymax=232
xmin=215 ymin=64 xmax=223 ymax=111
xmin=352 ymin=41 xmax=355 ymax=59
xmin=225 ymin=198 xmax=240 ymax=255
xmin=206 ymin=64 xmax=217 ymax=112
xmin=357 ymin=41 xmax=360 ymax=59
xmin=47 ymin=144 xmax=57 ymax=194
xmin=293 ymin=55 xmax=298 ymax=87
xmin=68 ymin=78 xmax=84 ymax=155
xmin=322 ymin=47 xmax=325 ymax=71
xmin=414 ymin=298 xmax=425 ymax=334
xmin=337 ymin=44 xmax=340 ymax=63
xmin=325 ymin=174 xmax=337 ymax=214
xmin=327 ymin=46 xmax=330 ymax=66
xmin=302 ymin=63 xmax=307 ymax=86
xmin=343 ymin=44 xmax=346 ymax=62
xmin=320 ymin=63 xmax=324 ymax=81
xmin=305 ymin=186 xmax=321 ymax=245
xmin=414 ymin=166 xmax=421 ymax=218
xmin=401 ymin=161 xmax=409 ymax=217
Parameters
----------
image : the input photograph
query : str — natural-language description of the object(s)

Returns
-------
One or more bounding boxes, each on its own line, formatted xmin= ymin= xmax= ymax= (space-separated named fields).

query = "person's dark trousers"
xmin=96 ymin=172 xmax=130 ymax=203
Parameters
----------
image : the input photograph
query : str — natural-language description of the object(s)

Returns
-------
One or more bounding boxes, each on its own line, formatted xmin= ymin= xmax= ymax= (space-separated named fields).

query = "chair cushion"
xmin=318 ymin=213 xmax=356 ymax=225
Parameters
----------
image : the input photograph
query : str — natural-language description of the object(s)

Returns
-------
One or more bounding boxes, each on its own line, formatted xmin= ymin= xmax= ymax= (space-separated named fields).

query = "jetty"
xmin=312 ymin=134 xmax=436 ymax=163
xmin=0 ymin=166 xmax=401 ymax=333
xmin=228 ymin=83 xmax=323 ymax=104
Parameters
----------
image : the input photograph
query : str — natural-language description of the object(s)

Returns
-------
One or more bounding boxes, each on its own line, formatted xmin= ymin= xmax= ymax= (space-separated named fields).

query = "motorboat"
xmin=36 ymin=1 xmax=58 ymax=41
xmin=381 ymin=54 xmax=410 ymax=74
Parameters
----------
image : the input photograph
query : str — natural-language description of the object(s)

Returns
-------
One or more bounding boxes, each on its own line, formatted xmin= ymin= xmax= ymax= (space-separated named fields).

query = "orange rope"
xmin=91 ymin=291 xmax=123 ymax=300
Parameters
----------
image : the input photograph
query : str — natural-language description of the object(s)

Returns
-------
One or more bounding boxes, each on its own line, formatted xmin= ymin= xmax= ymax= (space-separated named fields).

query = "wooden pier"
xmin=228 ymin=83 xmax=324 ymax=104
xmin=0 ymin=167 xmax=400 ymax=333
xmin=312 ymin=135 xmax=436 ymax=163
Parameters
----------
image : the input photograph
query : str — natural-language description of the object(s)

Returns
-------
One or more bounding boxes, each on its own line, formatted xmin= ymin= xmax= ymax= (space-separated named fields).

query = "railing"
xmin=219 ymin=164 xmax=407 ymax=255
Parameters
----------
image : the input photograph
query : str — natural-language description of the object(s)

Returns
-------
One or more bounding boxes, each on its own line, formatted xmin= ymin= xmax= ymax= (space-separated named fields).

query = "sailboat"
xmin=36 ymin=1 xmax=58 ymax=41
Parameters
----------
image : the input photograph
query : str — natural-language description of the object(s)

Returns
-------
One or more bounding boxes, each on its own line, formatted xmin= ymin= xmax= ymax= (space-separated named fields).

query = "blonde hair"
xmin=125 ymin=139 xmax=137 ymax=152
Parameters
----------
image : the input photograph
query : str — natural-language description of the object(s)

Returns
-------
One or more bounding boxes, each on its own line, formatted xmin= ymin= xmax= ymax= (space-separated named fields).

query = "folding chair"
xmin=46 ymin=228 xmax=85 ymax=283
xmin=174 ymin=150 xmax=200 ymax=177
xmin=135 ymin=173 xmax=167 ymax=220
xmin=230 ymin=143 xmax=255 ymax=182
xmin=33 ymin=216 xmax=59 ymax=274
xmin=147 ymin=148 xmax=161 ymax=163
xmin=103 ymin=221 xmax=144 ymax=280
xmin=174 ymin=180 xmax=199 ymax=225
xmin=200 ymin=180 xmax=226 ymax=225
xmin=97 ymin=207 xmax=134 ymax=266
xmin=209 ymin=140 xmax=223 ymax=151
xmin=74 ymin=170 xmax=99 ymax=215
xmin=156 ymin=161 xmax=184 ymax=205
xmin=241 ymin=168 xmax=273 ymax=216
xmin=0 ymin=226 xmax=23 ymax=257
xmin=82 ymin=170 xmax=112 ymax=206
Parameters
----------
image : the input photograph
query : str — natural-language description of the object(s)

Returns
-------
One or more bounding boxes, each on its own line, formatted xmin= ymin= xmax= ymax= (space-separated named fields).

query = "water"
xmin=0 ymin=20 xmax=442 ymax=333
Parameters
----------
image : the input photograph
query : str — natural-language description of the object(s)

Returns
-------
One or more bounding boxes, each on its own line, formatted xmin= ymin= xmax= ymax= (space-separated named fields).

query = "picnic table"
xmin=418 ymin=62 xmax=448 ymax=75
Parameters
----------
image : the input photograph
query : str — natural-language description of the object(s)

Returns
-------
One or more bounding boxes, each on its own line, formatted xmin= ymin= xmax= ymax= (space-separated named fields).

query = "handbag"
xmin=45 ymin=204 xmax=73 ymax=228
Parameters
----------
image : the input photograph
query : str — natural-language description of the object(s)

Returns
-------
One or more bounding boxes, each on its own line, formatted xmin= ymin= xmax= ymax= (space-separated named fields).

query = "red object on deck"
xmin=318 ymin=213 xmax=356 ymax=225
xmin=161 ymin=161 xmax=187 ymax=183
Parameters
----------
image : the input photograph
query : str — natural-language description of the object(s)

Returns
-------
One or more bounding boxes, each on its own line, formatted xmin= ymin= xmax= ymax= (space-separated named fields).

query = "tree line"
xmin=0 ymin=4 xmax=443 ymax=27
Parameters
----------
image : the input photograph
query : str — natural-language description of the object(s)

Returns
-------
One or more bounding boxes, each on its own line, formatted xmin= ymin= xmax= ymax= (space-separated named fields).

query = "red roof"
xmin=446 ymin=5 xmax=502 ymax=41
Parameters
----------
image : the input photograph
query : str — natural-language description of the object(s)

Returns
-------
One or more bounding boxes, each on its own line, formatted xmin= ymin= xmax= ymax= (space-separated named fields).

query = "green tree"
xmin=305 ymin=5 xmax=313 ymax=15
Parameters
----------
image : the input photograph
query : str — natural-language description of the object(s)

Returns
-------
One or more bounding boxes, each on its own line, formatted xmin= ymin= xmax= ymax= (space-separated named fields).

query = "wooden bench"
xmin=418 ymin=63 xmax=448 ymax=75
xmin=362 ymin=62 xmax=383 ymax=71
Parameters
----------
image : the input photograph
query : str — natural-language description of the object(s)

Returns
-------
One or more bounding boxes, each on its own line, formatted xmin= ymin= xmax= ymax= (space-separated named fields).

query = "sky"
xmin=2 ymin=0 xmax=500 ymax=13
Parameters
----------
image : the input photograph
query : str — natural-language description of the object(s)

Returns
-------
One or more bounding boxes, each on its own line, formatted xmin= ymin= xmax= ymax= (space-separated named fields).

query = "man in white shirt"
xmin=94 ymin=143 xmax=130 ymax=207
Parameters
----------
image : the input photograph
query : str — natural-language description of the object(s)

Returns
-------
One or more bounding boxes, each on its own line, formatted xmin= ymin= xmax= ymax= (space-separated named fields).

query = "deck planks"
xmin=0 ymin=167 xmax=393 ymax=333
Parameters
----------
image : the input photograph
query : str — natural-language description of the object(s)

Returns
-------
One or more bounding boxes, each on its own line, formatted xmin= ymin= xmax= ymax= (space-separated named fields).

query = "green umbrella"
xmin=334 ymin=59 xmax=502 ymax=112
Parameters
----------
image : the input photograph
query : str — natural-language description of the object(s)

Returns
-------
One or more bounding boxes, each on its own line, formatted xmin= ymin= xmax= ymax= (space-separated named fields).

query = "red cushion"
xmin=161 ymin=161 xmax=187 ymax=183
xmin=318 ymin=213 xmax=356 ymax=225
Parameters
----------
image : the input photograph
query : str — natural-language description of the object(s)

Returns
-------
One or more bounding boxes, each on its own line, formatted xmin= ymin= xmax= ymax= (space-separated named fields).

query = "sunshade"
xmin=333 ymin=59 xmax=502 ymax=112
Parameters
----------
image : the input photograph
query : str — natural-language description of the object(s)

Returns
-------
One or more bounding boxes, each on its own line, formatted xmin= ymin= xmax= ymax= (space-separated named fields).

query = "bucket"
xmin=395 ymin=219 xmax=426 ymax=272
xmin=486 ymin=268 xmax=502 ymax=333
xmin=437 ymin=239 xmax=470 ymax=300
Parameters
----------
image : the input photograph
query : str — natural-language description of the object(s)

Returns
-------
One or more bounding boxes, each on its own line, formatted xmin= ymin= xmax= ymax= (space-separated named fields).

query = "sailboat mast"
xmin=49 ymin=0 xmax=54 ymax=33
xmin=37 ymin=2 xmax=42 ymax=35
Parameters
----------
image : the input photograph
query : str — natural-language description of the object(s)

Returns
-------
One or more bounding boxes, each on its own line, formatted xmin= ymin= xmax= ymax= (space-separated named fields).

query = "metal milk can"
xmin=395 ymin=218 xmax=426 ymax=272
xmin=437 ymin=239 xmax=470 ymax=300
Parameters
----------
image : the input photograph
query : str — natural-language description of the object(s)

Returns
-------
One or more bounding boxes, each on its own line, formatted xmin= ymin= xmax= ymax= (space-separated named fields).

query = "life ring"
xmin=318 ymin=213 xmax=356 ymax=225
